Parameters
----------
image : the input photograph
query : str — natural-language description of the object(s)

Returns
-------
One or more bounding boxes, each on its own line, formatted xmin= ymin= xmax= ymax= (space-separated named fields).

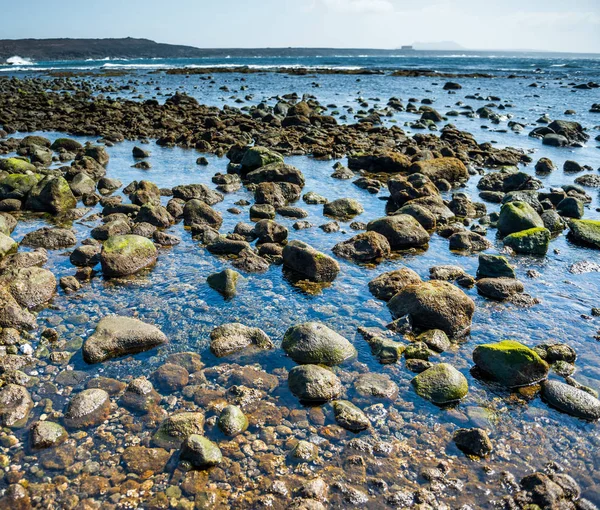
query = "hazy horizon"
xmin=1 ymin=0 xmax=599 ymax=54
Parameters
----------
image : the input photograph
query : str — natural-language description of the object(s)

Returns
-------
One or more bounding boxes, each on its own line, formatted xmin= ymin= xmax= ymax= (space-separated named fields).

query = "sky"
xmin=1 ymin=0 xmax=599 ymax=53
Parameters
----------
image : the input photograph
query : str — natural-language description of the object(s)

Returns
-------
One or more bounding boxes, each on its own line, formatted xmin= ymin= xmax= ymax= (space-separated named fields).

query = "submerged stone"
xmin=64 ymin=388 xmax=111 ymax=428
xmin=217 ymin=405 xmax=248 ymax=436
xmin=209 ymin=323 xmax=273 ymax=357
xmin=153 ymin=412 xmax=205 ymax=449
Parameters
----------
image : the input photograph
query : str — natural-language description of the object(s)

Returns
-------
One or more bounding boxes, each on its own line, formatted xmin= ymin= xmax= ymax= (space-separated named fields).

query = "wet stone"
xmin=64 ymin=388 xmax=110 ymax=428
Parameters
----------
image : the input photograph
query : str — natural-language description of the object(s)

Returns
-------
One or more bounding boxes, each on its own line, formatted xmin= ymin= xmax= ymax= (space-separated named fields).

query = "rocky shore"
xmin=0 ymin=72 xmax=599 ymax=509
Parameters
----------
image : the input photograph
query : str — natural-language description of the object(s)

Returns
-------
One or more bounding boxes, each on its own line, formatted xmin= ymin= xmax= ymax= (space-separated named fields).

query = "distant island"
xmin=0 ymin=37 xmax=585 ymax=64
xmin=0 ymin=38 xmax=471 ymax=63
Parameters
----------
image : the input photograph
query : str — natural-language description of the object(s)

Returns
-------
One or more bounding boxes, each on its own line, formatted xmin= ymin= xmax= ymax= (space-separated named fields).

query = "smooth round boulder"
xmin=282 ymin=322 xmax=357 ymax=366
xmin=83 ymin=316 xmax=167 ymax=364
xmin=388 ymin=281 xmax=475 ymax=337
xmin=218 ymin=405 xmax=249 ymax=436
xmin=100 ymin=235 xmax=158 ymax=278
xmin=64 ymin=389 xmax=111 ymax=428
xmin=542 ymin=380 xmax=600 ymax=420
xmin=411 ymin=363 xmax=468 ymax=404
xmin=288 ymin=365 xmax=342 ymax=402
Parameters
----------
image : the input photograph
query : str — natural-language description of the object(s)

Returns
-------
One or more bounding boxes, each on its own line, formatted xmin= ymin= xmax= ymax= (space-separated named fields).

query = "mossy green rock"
xmin=0 ymin=233 xmax=17 ymax=259
xmin=100 ymin=235 xmax=158 ymax=278
xmin=503 ymin=227 xmax=551 ymax=255
xmin=25 ymin=175 xmax=77 ymax=213
xmin=568 ymin=219 xmax=600 ymax=249
xmin=473 ymin=340 xmax=549 ymax=387
xmin=411 ymin=363 xmax=468 ymax=404
xmin=497 ymin=201 xmax=544 ymax=236
xmin=0 ymin=157 xmax=36 ymax=174
xmin=282 ymin=322 xmax=357 ymax=366
xmin=0 ymin=173 xmax=40 ymax=200
xmin=153 ymin=412 xmax=205 ymax=449
xmin=476 ymin=254 xmax=516 ymax=279
xmin=217 ymin=405 xmax=248 ymax=436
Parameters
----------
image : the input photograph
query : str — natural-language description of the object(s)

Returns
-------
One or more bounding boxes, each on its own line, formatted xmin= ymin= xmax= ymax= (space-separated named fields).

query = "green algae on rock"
xmin=503 ymin=227 xmax=551 ymax=255
xmin=497 ymin=201 xmax=544 ymax=236
xmin=567 ymin=219 xmax=600 ymax=249
xmin=473 ymin=340 xmax=549 ymax=387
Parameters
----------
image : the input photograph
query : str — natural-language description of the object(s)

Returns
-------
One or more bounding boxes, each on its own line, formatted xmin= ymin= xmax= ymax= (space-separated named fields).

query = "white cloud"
xmin=314 ymin=0 xmax=395 ymax=14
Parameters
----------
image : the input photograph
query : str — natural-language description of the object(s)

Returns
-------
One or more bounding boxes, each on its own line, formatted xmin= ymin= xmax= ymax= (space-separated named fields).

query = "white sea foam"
xmin=6 ymin=56 xmax=34 ymax=65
